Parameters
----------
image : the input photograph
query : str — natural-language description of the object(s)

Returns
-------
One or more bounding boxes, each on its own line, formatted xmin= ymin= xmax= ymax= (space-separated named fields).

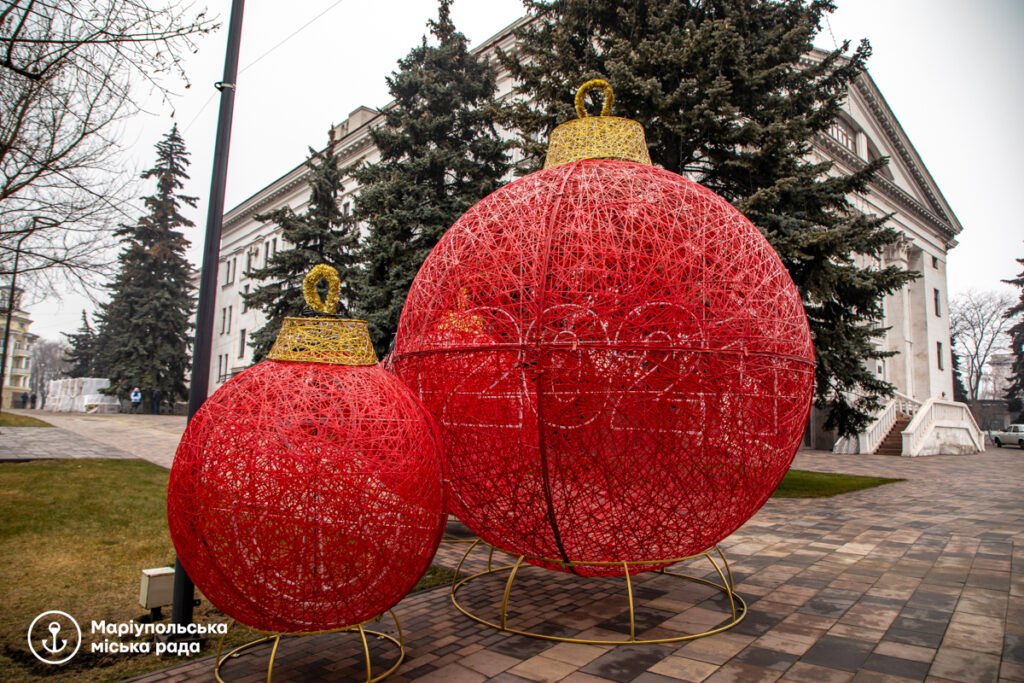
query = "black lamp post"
xmin=171 ymin=0 xmax=246 ymax=627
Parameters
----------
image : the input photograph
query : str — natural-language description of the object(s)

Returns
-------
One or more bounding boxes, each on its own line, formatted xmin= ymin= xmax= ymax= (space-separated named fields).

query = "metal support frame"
xmin=214 ymin=610 xmax=404 ymax=683
xmin=451 ymin=540 xmax=746 ymax=645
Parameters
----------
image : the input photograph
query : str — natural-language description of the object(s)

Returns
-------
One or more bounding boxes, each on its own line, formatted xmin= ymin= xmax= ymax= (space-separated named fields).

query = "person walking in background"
xmin=152 ymin=388 xmax=163 ymax=415
xmin=29 ymin=393 xmax=36 ymax=409
xmin=130 ymin=387 xmax=142 ymax=414
xmin=19 ymin=392 xmax=28 ymax=408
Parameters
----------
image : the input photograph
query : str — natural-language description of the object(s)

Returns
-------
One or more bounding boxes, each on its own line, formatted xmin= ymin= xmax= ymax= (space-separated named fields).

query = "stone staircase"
xmin=874 ymin=416 xmax=911 ymax=456
xmin=833 ymin=393 xmax=984 ymax=456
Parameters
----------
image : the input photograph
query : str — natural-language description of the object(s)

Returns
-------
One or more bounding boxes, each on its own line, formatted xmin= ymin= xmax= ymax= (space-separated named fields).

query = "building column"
xmin=883 ymin=235 xmax=914 ymax=398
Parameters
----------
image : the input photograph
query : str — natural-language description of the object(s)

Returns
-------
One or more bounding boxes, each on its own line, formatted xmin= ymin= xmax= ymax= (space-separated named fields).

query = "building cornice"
xmin=851 ymin=77 xmax=955 ymax=229
xmin=815 ymin=133 xmax=957 ymax=244
xmin=802 ymin=48 xmax=962 ymax=242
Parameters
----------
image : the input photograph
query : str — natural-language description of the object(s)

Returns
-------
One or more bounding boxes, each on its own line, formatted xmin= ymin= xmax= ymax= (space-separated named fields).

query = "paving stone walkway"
xmin=123 ymin=448 xmax=1023 ymax=683
xmin=0 ymin=409 xmax=185 ymax=467
xmin=0 ymin=425 xmax=136 ymax=460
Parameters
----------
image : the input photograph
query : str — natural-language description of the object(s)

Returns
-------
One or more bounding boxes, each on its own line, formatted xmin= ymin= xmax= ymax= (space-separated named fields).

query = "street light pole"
xmin=171 ymin=0 xmax=245 ymax=628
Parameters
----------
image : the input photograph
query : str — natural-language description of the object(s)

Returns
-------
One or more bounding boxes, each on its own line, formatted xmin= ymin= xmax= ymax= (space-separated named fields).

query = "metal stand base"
xmin=451 ymin=541 xmax=746 ymax=645
xmin=214 ymin=610 xmax=404 ymax=682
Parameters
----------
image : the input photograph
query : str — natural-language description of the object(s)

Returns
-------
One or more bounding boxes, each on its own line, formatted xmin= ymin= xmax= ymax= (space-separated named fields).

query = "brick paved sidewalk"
xmin=0 ymin=409 xmax=185 ymax=467
xmin=0 ymin=425 xmax=135 ymax=461
xmin=124 ymin=449 xmax=1022 ymax=683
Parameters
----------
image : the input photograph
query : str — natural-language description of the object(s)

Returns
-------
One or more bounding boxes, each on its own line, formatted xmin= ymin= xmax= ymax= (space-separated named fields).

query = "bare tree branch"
xmin=950 ymin=289 xmax=1015 ymax=401
xmin=0 ymin=0 xmax=217 ymax=300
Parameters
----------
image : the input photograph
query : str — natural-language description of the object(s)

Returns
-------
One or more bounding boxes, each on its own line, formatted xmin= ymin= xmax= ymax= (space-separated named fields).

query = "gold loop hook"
xmin=575 ymin=79 xmax=615 ymax=118
xmin=302 ymin=264 xmax=341 ymax=315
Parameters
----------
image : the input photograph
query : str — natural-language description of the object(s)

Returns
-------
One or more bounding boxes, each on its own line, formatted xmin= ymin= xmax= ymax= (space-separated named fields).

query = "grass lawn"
xmin=774 ymin=469 xmax=904 ymax=498
xmin=0 ymin=459 xmax=453 ymax=683
xmin=0 ymin=413 xmax=53 ymax=428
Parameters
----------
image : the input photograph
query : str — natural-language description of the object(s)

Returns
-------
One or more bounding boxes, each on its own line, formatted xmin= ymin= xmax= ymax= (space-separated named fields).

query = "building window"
xmin=245 ymin=250 xmax=252 ymax=275
xmin=264 ymin=241 xmax=270 ymax=265
xmin=241 ymin=284 xmax=250 ymax=312
xmin=217 ymin=354 xmax=223 ymax=381
xmin=827 ymin=117 xmax=856 ymax=152
xmin=238 ymin=329 xmax=246 ymax=358
xmin=271 ymin=238 xmax=277 ymax=255
xmin=932 ymin=255 xmax=939 ymax=268
xmin=223 ymin=258 xmax=235 ymax=285
xmin=342 ymin=201 xmax=350 ymax=216
xmin=225 ymin=305 xmax=232 ymax=334
xmin=937 ymin=341 xmax=944 ymax=370
xmin=933 ymin=288 xmax=941 ymax=316
xmin=220 ymin=307 xmax=227 ymax=334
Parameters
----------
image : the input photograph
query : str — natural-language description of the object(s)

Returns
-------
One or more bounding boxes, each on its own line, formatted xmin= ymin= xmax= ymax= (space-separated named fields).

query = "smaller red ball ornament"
xmin=168 ymin=266 xmax=445 ymax=633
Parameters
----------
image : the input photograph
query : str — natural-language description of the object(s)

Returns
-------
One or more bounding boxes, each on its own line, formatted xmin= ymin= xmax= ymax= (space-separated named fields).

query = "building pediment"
xmin=807 ymin=49 xmax=960 ymax=243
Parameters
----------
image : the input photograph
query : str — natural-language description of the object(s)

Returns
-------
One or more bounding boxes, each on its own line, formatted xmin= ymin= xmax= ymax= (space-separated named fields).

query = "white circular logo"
xmin=28 ymin=611 xmax=81 ymax=665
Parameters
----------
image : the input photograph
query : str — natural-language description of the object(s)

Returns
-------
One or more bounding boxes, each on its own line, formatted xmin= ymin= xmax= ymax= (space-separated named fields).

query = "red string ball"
xmin=167 ymin=359 xmax=445 ymax=632
xmin=392 ymin=159 xmax=815 ymax=577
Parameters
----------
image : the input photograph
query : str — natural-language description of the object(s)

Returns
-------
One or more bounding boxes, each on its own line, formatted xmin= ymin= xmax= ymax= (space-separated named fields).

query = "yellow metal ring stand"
xmin=451 ymin=541 xmax=746 ymax=645
xmin=214 ymin=610 xmax=404 ymax=682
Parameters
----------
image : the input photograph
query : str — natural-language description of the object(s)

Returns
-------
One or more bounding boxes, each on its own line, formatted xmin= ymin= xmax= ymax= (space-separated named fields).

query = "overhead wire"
xmin=182 ymin=0 xmax=347 ymax=133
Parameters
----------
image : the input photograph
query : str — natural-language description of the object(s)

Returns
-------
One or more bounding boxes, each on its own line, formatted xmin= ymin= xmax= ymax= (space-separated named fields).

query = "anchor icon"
xmin=41 ymin=622 xmax=66 ymax=655
xmin=28 ymin=610 xmax=80 ymax=665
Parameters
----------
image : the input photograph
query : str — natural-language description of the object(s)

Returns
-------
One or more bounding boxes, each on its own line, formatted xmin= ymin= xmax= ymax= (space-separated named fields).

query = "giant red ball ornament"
xmin=392 ymin=158 xmax=814 ymax=576
xmin=168 ymin=307 xmax=445 ymax=632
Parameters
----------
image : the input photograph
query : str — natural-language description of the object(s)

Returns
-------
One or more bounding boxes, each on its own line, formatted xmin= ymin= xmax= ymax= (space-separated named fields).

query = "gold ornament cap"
xmin=544 ymin=79 xmax=652 ymax=168
xmin=267 ymin=264 xmax=378 ymax=366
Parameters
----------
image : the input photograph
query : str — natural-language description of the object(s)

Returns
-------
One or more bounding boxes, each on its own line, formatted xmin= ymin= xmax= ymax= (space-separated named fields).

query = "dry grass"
xmin=0 ymin=458 xmax=453 ymax=682
xmin=0 ymin=413 xmax=53 ymax=428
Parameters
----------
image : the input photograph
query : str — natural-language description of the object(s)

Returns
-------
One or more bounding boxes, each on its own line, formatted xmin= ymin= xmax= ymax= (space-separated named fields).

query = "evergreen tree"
xmin=94 ymin=125 xmax=196 ymax=405
xmin=63 ymin=310 xmax=102 ymax=378
xmin=500 ymin=0 xmax=915 ymax=437
xmin=349 ymin=0 xmax=510 ymax=357
xmin=243 ymin=127 xmax=360 ymax=362
xmin=1004 ymin=253 xmax=1024 ymax=420
xmin=950 ymin=330 xmax=970 ymax=404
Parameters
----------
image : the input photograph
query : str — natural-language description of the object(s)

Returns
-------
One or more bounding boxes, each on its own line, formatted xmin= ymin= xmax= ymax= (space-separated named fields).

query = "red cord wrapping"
xmin=393 ymin=160 xmax=814 ymax=577
xmin=167 ymin=360 xmax=446 ymax=632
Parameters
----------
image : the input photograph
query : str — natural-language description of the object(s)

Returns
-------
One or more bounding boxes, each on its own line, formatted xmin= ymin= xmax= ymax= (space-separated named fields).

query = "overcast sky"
xmin=27 ymin=0 xmax=1024 ymax=341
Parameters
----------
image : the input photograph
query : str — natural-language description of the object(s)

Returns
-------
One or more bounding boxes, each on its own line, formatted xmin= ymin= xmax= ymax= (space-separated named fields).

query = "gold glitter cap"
xmin=544 ymin=79 xmax=652 ymax=168
xmin=267 ymin=264 xmax=378 ymax=366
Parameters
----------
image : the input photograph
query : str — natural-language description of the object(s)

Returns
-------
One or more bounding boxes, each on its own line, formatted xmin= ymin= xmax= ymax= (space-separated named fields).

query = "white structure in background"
xmin=205 ymin=19 xmax=977 ymax=455
xmin=979 ymin=351 xmax=1014 ymax=401
xmin=45 ymin=378 xmax=119 ymax=413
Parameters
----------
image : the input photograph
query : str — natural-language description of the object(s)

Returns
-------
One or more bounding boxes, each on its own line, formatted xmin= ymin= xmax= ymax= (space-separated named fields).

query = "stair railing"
xmin=901 ymin=399 xmax=985 ymax=456
xmin=893 ymin=391 xmax=921 ymax=417
xmin=831 ymin=391 xmax=921 ymax=455
xmin=860 ymin=399 xmax=896 ymax=454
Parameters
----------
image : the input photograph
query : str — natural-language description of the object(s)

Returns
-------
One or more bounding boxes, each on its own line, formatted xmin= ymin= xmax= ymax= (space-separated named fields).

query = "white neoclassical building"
xmin=207 ymin=21 xmax=976 ymax=453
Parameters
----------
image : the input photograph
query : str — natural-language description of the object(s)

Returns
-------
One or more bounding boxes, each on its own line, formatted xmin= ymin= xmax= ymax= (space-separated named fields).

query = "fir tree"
xmin=500 ymin=0 xmax=915 ymax=437
xmin=349 ymin=0 xmax=510 ymax=357
xmin=950 ymin=330 xmax=969 ymax=404
xmin=94 ymin=125 xmax=196 ymax=405
xmin=1004 ymin=253 xmax=1024 ymax=420
xmin=63 ymin=310 xmax=102 ymax=378
xmin=243 ymin=128 xmax=360 ymax=362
